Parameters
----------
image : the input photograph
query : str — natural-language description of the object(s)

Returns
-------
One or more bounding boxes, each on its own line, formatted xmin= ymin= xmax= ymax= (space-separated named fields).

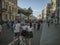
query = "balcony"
xmin=1 ymin=8 xmax=7 ymax=12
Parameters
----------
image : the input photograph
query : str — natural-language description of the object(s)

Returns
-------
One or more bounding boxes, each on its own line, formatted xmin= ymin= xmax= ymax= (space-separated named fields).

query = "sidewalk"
xmin=40 ymin=22 xmax=60 ymax=45
xmin=32 ymin=26 xmax=43 ymax=45
xmin=0 ymin=24 xmax=14 ymax=45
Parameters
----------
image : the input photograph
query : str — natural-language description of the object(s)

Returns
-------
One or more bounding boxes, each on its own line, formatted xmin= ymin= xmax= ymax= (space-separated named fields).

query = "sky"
xmin=18 ymin=0 xmax=50 ymax=17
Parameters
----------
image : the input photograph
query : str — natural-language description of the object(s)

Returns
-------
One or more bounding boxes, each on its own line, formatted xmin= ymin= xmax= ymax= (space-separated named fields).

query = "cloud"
xmin=33 ymin=10 xmax=40 ymax=17
xmin=33 ymin=10 xmax=39 ymax=12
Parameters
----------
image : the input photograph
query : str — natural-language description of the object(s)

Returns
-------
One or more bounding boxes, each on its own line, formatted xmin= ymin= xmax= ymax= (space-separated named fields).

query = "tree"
xmin=18 ymin=7 xmax=33 ymax=21
xmin=18 ymin=7 xmax=25 ymax=14
xmin=25 ymin=7 xmax=33 ymax=20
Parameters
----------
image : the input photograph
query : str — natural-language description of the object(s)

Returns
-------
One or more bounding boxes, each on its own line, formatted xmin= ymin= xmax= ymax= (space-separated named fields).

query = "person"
xmin=47 ymin=20 xmax=50 ymax=27
xmin=0 ymin=24 xmax=2 ymax=36
xmin=33 ymin=21 xmax=36 ymax=30
xmin=21 ymin=22 xmax=28 ymax=45
xmin=37 ymin=21 xmax=40 ymax=30
xmin=27 ymin=22 xmax=34 ymax=45
xmin=13 ymin=20 xmax=21 ymax=45
xmin=7 ymin=21 xmax=10 ymax=29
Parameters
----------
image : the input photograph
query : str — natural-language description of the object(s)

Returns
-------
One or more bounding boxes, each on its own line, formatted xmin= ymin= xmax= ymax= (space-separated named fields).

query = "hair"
xmin=30 ymin=22 xmax=32 ymax=28
xmin=18 ymin=21 xmax=20 ymax=23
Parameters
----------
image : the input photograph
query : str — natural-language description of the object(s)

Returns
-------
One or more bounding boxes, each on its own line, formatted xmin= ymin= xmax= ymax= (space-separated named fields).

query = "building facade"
xmin=0 ymin=0 xmax=18 ymax=22
xmin=46 ymin=3 xmax=52 ymax=22
xmin=42 ymin=7 xmax=47 ymax=21
xmin=56 ymin=0 xmax=60 ymax=24
xmin=51 ymin=0 xmax=60 ymax=24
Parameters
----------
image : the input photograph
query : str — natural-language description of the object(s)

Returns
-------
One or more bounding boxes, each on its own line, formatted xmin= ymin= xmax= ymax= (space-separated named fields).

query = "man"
xmin=37 ymin=21 xmax=40 ymax=30
xmin=13 ymin=20 xmax=21 ymax=45
xmin=47 ymin=20 xmax=50 ymax=27
xmin=33 ymin=21 xmax=36 ymax=30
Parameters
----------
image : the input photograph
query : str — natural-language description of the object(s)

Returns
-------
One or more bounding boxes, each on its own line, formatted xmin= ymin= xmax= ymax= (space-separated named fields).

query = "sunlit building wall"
xmin=0 ymin=0 xmax=18 ymax=21
xmin=51 ymin=0 xmax=60 ymax=24
xmin=42 ymin=9 xmax=46 ymax=20
xmin=46 ymin=3 xmax=51 ymax=22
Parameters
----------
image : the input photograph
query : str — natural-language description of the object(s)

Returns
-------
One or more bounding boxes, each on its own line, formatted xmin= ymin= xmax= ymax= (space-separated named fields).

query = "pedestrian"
xmin=37 ymin=21 xmax=40 ymax=30
xmin=33 ymin=21 xmax=36 ymax=30
xmin=21 ymin=22 xmax=28 ymax=45
xmin=13 ymin=20 xmax=21 ymax=45
xmin=0 ymin=24 xmax=2 ymax=36
xmin=47 ymin=20 xmax=50 ymax=27
xmin=27 ymin=22 xmax=34 ymax=45
xmin=7 ymin=21 xmax=10 ymax=29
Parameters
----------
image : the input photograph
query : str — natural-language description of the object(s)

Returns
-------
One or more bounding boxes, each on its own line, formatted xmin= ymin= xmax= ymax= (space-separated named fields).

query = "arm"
xmin=19 ymin=26 xmax=22 ymax=32
xmin=32 ymin=27 xmax=34 ymax=33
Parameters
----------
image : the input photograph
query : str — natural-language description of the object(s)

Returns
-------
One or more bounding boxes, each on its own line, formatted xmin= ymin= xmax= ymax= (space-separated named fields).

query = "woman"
xmin=27 ymin=22 xmax=34 ymax=45
xmin=21 ymin=22 xmax=28 ymax=45
xmin=13 ymin=20 xmax=21 ymax=45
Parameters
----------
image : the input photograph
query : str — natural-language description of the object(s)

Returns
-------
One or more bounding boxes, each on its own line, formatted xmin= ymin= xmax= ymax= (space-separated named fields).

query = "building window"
xmin=2 ymin=1 xmax=5 ymax=8
xmin=12 ymin=0 xmax=17 ymax=5
xmin=57 ymin=10 xmax=59 ymax=15
xmin=8 ymin=0 xmax=11 ymax=2
xmin=9 ymin=6 xmax=11 ymax=13
xmin=5 ymin=2 xmax=8 ymax=11
xmin=9 ymin=6 xmax=11 ymax=20
xmin=12 ymin=7 xmax=14 ymax=13
xmin=0 ymin=2 xmax=1 ymax=9
xmin=57 ymin=0 xmax=60 ymax=7
xmin=5 ymin=14 xmax=7 ymax=20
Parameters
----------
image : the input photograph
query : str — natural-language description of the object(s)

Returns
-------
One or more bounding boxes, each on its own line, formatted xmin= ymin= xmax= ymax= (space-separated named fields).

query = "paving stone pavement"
xmin=0 ymin=24 xmax=43 ymax=45
xmin=40 ymin=22 xmax=60 ymax=45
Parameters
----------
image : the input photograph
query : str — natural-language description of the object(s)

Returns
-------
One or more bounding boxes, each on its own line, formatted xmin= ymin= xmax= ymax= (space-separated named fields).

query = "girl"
xmin=21 ymin=22 xmax=28 ymax=45
xmin=27 ymin=22 xmax=34 ymax=45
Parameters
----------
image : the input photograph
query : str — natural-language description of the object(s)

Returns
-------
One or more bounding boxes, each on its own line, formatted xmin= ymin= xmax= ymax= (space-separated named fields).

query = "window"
xmin=5 ymin=14 xmax=7 ymax=20
xmin=57 ymin=0 xmax=60 ymax=7
xmin=57 ymin=10 xmax=59 ymax=16
xmin=2 ymin=1 xmax=5 ymax=8
xmin=5 ymin=2 xmax=8 ymax=10
xmin=8 ymin=0 xmax=11 ymax=2
xmin=0 ymin=1 xmax=2 ymax=10
xmin=9 ymin=6 xmax=11 ymax=13
xmin=11 ymin=7 xmax=14 ymax=14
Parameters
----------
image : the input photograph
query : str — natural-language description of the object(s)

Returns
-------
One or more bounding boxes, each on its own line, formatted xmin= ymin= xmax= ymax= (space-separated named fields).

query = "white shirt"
xmin=27 ymin=26 xmax=33 ymax=32
xmin=22 ymin=25 xmax=28 ymax=30
xmin=13 ymin=23 xmax=21 ymax=33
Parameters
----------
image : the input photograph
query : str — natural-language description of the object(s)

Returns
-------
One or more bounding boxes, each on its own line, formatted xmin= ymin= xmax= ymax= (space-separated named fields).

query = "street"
xmin=0 ymin=24 xmax=43 ymax=45
xmin=0 ymin=22 xmax=60 ymax=45
xmin=32 ymin=24 xmax=43 ymax=45
xmin=0 ymin=0 xmax=60 ymax=45
xmin=0 ymin=24 xmax=14 ymax=45
xmin=40 ymin=22 xmax=60 ymax=45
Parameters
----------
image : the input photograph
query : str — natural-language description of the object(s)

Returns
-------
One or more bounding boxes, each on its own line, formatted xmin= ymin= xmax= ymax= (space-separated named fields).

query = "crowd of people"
xmin=0 ymin=19 xmax=43 ymax=45
xmin=12 ymin=20 xmax=34 ymax=45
